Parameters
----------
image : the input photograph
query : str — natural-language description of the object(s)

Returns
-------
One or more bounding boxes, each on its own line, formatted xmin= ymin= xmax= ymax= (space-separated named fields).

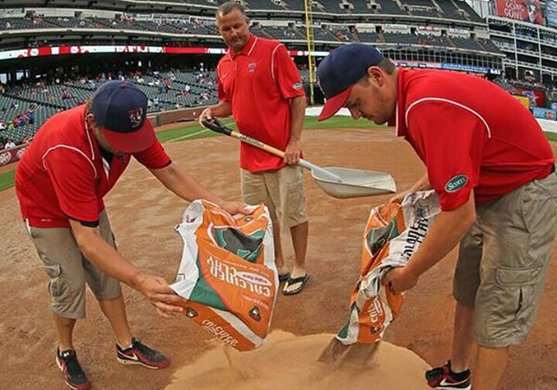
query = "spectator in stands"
xmin=201 ymin=1 xmax=310 ymax=295
xmin=0 ymin=121 xmax=6 ymax=131
xmin=5 ymin=138 xmax=16 ymax=149
xmin=317 ymin=43 xmax=556 ymax=390
xmin=15 ymin=81 xmax=248 ymax=390
xmin=5 ymin=21 xmax=11 ymax=29
xmin=12 ymin=116 xmax=19 ymax=128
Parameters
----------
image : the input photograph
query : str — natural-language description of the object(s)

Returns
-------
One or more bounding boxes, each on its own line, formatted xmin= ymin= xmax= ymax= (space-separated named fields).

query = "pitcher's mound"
xmin=166 ymin=331 xmax=432 ymax=390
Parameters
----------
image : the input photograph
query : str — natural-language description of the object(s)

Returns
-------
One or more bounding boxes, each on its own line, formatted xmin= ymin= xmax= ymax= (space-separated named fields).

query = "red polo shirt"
xmin=16 ymin=104 xmax=171 ymax=228
xmin=217 ymin=34 xmax=305 ymax=172
xmin=393 ymin=68 xmax=554 ymax=211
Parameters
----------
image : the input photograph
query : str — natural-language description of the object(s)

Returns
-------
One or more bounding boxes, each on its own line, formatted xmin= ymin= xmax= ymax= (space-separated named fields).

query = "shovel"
xmin=201 ymin=119 xmax=396 ymax=199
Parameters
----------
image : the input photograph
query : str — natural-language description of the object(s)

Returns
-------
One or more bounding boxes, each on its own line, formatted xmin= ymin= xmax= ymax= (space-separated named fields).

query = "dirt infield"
xmin=1 ymin=128 xmax=556 ymax=390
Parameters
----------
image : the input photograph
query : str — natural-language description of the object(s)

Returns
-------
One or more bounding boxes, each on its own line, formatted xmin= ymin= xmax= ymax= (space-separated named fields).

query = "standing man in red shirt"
xmin=317 ymin=44 xmax=556 ymax=390
xmin=199 ymin=1 xmax=310 ymax=295
xmin=16 ymin=80 xmax=247 ymax=390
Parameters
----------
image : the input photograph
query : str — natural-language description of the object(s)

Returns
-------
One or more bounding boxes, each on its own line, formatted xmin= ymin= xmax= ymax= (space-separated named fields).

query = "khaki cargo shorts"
xmin=241 ymin=165 xmax=308 ymax=229
xmin=26 ymin=211 xmax=122 ymax=319
xmin=454 ymin=170 xmax=557 ymax=348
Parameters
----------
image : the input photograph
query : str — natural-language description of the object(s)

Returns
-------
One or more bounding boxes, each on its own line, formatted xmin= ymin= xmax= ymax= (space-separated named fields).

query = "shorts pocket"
xmin=489 ymin=267 xmax=544 ymax=334
xmin=287 ymin=180 xmax=306 ymax=221
xmin=44 ymin=264 xmax=63 ymax=296
xmin=496 ymin=267 xmax=542 ymax=287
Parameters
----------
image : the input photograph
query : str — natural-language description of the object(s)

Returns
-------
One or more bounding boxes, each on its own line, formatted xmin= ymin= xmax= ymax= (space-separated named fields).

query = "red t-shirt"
xmin=217 ymin=34 xmax=305 ymax=172
xmin=393 ymin=69 xmax=554 ymax=211
xmin=16 ymin=104 xmax=171 ymax=228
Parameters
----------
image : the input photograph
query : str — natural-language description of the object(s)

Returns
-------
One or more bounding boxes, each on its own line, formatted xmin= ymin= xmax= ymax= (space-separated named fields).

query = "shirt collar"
xmin=389 ymin=68 xmax=408 ymax=138
xmin=229 ymin=34 xmax=258 ymax=60
xmin=81 ymin=104 xmax=99 ymax=162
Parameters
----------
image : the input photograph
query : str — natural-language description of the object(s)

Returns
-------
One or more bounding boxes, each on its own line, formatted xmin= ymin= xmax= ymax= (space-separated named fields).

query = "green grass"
xmin=0 ymin=169 xmax=15 ymax=192
xmin=302 ymin=116 xmax=386 ymax=129
xmin=0 ymin=116 xmax=556 ymax=192
xmin=155 ymin=115 xmax=384 ymax=144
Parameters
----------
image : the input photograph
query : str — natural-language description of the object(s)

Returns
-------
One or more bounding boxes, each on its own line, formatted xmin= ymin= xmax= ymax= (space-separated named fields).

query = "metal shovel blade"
xmin=310 ymin=167 xmax=397 ymax=199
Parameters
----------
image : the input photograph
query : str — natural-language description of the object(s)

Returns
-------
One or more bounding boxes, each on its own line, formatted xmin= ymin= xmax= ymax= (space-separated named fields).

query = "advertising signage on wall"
xmin=496 ymin=0 xmax=543 ymax=25
xmin=0 ymin=44 xmax=498 ymax=75
xmin=547 ymin=0 xmax=557 ymax=27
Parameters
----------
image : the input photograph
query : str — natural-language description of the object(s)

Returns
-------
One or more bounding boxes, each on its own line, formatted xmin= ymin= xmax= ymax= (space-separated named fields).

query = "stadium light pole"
xmin=304 ymin=0 xmax=316 ymax=106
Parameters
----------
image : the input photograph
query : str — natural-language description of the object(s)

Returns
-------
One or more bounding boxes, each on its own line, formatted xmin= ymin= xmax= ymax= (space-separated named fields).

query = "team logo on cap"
xmin=128 ymin=108 xmax=143 ymax=128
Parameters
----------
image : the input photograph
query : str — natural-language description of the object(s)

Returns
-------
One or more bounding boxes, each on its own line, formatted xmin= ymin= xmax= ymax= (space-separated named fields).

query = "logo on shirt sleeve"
xmin=445 ymin=174 xmax=468 ymax=193
xmin=293 ymin=83 xmax=303 ymax=90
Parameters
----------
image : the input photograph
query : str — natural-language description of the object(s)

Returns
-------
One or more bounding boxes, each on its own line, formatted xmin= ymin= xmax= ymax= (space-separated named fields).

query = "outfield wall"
xmin=305 ymin=107 xmax=557 ymax=134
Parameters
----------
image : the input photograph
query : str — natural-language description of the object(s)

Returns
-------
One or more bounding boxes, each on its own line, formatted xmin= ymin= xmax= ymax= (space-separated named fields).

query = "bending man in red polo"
xmin=199 ymin=1 xmax=310 ymax=295
xmin=16 ymin=80 xmax=247 ymax=390
xmin=317 ymin=43 xmax=556 ymax=390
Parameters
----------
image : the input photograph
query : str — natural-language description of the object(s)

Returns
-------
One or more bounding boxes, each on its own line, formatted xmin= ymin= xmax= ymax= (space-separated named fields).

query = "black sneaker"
xmin=55 ymin=348 xmax=91 ymax=390
xmin=116 ymin=337 xmax=169 ymax=369
xmin=426 ymin=360 xmax=472 ymax=389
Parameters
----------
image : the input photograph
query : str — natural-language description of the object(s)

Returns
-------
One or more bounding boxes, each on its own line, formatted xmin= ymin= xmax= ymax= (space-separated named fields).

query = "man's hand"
xmin=220 ymin=200 xmax=252 ymax=216
xmin=389 ymin=189 xmax=412 ymax=204
xmin=198 ymin=107 xmax=214 ymax=127
xmin=382 ymin=267 xmax=419 ymax=294
xmin=284 ymin=139 xmax=302 ymax=165
xmin=133 ymin=273 xmax=185 ymax=318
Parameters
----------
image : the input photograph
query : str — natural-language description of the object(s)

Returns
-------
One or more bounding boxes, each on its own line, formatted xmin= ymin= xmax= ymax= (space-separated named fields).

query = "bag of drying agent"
xmin=170 ymin=200 xmax=278 ymax=351
xmin=336 ymin=191 xmax=440 ymax=345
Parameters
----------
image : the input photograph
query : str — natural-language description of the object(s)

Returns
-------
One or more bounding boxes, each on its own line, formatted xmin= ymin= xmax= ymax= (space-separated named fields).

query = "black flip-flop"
xmin=283 ymin=274 xmax=309 ymax=296
xmin=278 ymin=272 xmax=290 ymax=282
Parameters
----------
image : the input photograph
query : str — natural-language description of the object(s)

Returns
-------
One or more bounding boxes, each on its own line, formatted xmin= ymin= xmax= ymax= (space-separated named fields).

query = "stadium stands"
xmin=0 ymin=0 xmax=516 ymax=151
xmin=246 ymin=0 xmax=284 ymax=11
xmin=375 ymin=0 xmax=406 ymax=15
xmin=0 ymin=68 xmax=222 ymax=145
xmin=358 ymin=31 xmax=383 ymax=44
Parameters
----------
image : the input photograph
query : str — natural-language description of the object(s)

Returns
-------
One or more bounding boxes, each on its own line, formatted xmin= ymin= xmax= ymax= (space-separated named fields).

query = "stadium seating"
xmin=0 ymin=0 xmax=506 ymax=149
xmin=246 ymin=0 xmax=284 ymax=11
xmin=358 ymin=32 xmax=383 ymax=44
xmin=0 ymin=69 xmax=222 ymax=144
xmin=375 ymin=0 xmax=406 ymax=15
xmin=451 ymin=36 xmax=487 ymax=51
xmin=383 ymin=32 xmax=419 ymax=45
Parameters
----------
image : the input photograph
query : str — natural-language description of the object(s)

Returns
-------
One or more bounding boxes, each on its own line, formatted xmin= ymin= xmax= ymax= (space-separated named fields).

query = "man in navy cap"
xmin=16 ymin=81 xmax=248 ymax=390
xmin=317 ymin=43 xmax=556 ymax=390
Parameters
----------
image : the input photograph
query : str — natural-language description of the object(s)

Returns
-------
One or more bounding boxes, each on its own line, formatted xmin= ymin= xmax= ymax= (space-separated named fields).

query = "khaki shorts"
xmin=454 ymin=170 xmax=557 ymax=348
xmin=26 ymin=211 xmax=122 ymax=319
xmin=241 ymin=165 xmax=308 ymax=229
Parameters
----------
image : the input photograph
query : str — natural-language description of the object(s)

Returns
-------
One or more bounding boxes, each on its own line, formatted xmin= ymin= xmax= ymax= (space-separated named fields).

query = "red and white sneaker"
xmin=56 ymin=348 xmax=91 ymax=390
xmin=116 ymin=337 xmax=169 ymax=369
xmin=426 ymin=360 xmax=472 ymax=390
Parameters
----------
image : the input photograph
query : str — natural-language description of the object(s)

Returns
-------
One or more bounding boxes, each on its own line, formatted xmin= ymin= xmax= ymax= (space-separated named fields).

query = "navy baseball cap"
xmin=317 ymin=43 xmax=384 ymax=121
xmin=90 ymin=80 xmax=155 ymax=153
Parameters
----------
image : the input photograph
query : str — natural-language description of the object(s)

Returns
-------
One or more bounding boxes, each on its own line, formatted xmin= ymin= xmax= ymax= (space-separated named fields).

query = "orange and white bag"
xmin=170 ymin=200 xmax=278 ymax=351
xmin=336 ymin=191 xmax=440 ymax=344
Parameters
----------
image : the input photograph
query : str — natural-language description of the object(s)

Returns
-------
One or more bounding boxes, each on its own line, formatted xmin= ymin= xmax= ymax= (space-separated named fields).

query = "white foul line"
xmin=168 ymin=129 xmax=210 ymax=143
